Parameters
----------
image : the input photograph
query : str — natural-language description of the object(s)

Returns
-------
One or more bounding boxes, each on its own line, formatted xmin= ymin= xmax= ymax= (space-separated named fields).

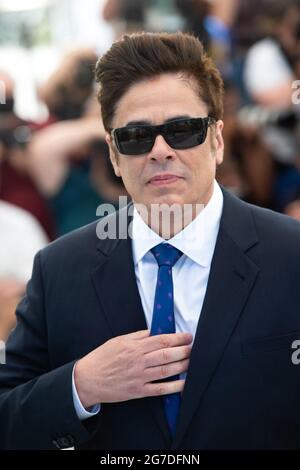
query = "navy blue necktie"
xmin=150 ymin=243 xmax=183 ymax=436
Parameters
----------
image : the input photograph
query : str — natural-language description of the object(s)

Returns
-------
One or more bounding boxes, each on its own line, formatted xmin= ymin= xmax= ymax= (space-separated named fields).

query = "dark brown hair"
xmin=95 ymin=31 xmax=224 ymax=131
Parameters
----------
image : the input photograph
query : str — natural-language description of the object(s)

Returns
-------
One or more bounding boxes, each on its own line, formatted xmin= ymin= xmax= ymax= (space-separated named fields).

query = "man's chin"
xmin=149 ymin=196 xmax=185 ymax=208
xmin=144 ymin=186 xmax=185 ymax=206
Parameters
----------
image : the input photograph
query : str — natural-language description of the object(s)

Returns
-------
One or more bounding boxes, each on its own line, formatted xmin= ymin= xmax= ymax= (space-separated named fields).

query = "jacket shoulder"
xmin=249 ymin=202 xmax=300 ymax=242
xmin=42 ymin=220 xmax=99 ymax=259
xmin=221 ymin=188 xmax=300 ymax=256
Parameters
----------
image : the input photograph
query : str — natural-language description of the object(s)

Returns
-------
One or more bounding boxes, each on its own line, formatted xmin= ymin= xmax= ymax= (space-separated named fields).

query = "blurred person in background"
xmin=38 ymin=48 xmax=97 ymax=122
xmin=0 ymin=144 xmax=48 ymax=341
xmin=205 ymin=0 xmax=238 ymax=79
xmin=102 ymin=0 xmax=186 ymax=35
xmin=0 ymin=71 xmax=26 ymax=131
xmin=102 ymin=0 xmax=148 ymax=34
xmin=273 ymin=161 xmax=300 ymax=219
xmin=242 ymin=0 xmax=300 ymax=216
xmin=217 ymin=81 xmax=274 ymax=208
xmin=29 ymin=48 xmax=127 ymax=236
xmin=176 ymin=0 xmax=239 ymax=80
xmin=244 ymin=0 xmax=300 ymax=108
xmin=0 ymin=71 xmax=56 ymax=239
xmin=231 ymin=0 xmax=276 ymax=103
xmin=27 ymin=111 xmax=127 ymax=236
xmin=175 ymin=0 xmax=210 ymax=46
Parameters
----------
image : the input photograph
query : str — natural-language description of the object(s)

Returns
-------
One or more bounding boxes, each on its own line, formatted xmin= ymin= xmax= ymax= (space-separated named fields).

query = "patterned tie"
xmin=150 ymin=243 xmax=183 ymax=436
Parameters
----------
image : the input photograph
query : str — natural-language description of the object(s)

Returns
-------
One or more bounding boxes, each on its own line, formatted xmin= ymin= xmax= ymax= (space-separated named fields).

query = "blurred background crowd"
xmin=0 ymin=0 xmax=300 ymax=341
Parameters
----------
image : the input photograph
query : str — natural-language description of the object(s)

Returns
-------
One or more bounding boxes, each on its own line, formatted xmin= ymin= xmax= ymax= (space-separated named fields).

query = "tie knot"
xmin=151 ymin=243 xmax=183 ymax=268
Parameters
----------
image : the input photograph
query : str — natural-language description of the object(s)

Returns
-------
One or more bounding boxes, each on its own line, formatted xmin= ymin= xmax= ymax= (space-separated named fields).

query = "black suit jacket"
xmin=1 ymin=189 xmax=300 ymax=450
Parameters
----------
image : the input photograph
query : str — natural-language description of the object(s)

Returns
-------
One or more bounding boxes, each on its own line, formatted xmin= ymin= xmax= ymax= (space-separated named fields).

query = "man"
xmin=244 ymin=0 xmax=300 ymax=107
xmin=0 ymin=31 xmax=300 ymax=450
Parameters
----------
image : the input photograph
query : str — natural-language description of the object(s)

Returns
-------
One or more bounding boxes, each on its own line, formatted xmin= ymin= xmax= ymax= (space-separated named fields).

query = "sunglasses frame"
xmin=110 ymin=116 xmax=216 ymax=156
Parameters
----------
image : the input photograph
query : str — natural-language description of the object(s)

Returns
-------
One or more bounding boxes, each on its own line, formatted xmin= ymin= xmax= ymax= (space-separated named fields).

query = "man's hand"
xmin=74 ymin=330 xmax=193 ymax=409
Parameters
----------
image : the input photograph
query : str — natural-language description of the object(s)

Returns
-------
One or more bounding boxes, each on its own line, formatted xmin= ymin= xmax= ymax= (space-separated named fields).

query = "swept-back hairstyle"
xmin=95 ymin=31 xmax=224 ymax=131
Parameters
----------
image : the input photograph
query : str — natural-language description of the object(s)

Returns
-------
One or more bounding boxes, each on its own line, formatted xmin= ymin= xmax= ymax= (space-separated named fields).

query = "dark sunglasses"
xmin=111 ymin=116 xmax=216 ymax=156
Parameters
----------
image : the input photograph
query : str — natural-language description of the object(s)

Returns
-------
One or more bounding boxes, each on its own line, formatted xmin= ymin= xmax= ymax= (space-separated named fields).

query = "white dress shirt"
xmin=72 ymin=180 xmax=224 ymax=420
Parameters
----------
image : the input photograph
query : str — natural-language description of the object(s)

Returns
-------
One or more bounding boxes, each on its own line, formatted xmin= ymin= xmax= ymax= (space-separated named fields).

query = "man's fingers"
xmin=144 ymin=344 xmax=192 ymax=368
xmin=142 ymin=332 xmax=193 ymax=354
xmin=144 ymin=379 xmax=186 ymax=397
xmin=145 ymin=359 xmax=190 ymax=383
xmin=127 ymin=329 xmax=150 ymax=340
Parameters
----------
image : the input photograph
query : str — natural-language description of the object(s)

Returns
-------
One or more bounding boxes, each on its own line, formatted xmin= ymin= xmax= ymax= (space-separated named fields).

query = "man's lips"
xmin=148 ymin=174 xmax=183 ymax=186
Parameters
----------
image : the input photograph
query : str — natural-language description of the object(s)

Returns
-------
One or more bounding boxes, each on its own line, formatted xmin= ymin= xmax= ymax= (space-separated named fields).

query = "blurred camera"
xmin=0 ymin=126 xmax=32 ymax=149
xmin=238 ymin=106 xmax=299 ymax=130
xmin=238 ymin=106 xmax=300 ymax=164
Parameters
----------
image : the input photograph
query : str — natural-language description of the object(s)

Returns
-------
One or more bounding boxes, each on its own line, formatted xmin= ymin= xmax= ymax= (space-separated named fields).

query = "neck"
xmin=135 ymin=185 xmax=215 ymax=239
xmin=135 ymin=202 xmax=205 ymax=239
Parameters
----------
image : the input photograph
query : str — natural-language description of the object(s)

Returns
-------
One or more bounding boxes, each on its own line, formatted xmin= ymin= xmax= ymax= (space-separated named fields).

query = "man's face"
xmin=106 ymin=73 xmax=224 ymax=210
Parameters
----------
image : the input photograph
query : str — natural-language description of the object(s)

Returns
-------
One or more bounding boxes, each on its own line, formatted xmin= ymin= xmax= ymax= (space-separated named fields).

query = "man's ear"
xmin=213 ymin=120 xmax=224 ymax=166
xmin=105 ymin=132 xmax=121 ymax=177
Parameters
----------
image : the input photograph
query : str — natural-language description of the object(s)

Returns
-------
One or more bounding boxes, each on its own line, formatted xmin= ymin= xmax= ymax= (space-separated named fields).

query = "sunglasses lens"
xmin=165 ymin=119 xmax=208 ymax=149
xmin=115 ymin=126 xmax=154 ymax=155
xmin=114 ymin=118 xmax=211 ymax=155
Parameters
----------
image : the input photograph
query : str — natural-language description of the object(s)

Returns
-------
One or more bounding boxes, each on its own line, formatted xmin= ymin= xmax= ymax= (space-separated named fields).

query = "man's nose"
xmin=147 ymin=134 xmax=176 ymax=162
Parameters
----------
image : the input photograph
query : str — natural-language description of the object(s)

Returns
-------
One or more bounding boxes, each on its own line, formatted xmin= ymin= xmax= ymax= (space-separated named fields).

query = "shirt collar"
xmin=131 ymin=180 xmax=223 ymax=267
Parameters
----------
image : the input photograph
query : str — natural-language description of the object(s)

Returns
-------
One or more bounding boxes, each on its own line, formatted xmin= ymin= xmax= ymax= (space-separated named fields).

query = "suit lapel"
xmin=172 ymin=190 xmax=260 ymax=449
xmin=91 ymin=207 xmax=172 ymax=443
